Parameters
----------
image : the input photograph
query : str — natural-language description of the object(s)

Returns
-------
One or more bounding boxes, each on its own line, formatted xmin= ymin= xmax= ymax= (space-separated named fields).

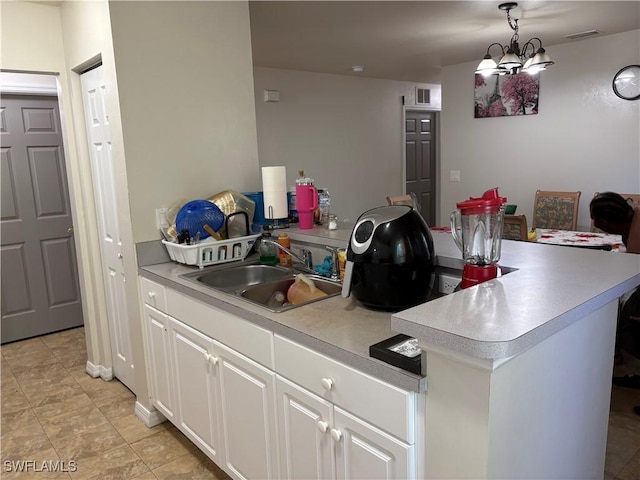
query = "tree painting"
xmin=474 ymin=72 xmax=540 ymax=118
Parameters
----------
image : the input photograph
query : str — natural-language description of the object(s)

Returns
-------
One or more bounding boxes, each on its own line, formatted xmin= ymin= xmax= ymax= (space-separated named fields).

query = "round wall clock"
xmin=612 ymin=65 xmax=640 ymax=101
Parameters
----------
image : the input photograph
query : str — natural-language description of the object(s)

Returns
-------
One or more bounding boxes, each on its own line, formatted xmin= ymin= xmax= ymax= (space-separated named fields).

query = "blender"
xmin=450 ymin=188 xmax=507 ymax=289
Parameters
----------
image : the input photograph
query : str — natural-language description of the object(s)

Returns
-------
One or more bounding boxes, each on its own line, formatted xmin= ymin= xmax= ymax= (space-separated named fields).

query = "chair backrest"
xmin=386 ymin=194 xmax=419 ymax=210
xmin=503 ymin=214 xmax=528 ymax=241
xmin=532 ymin=190 xmax=581 ymax=231
xmin=590 ymin=192 xmax=640 ymax=232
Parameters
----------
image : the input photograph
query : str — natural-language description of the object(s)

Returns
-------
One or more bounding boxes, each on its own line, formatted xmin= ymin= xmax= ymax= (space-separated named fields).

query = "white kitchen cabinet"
xmin=170 ymin=318 xmax=221 ymax=463
xmin=215 ymin=339 xmax=279 ymax=480
xmin=275 ymin=336 xmax=416 ymax=480
xmin=142 ymin=304 xmax=175 ymax=421
xmin=334 ymin=406 xmax=413 ymax=479
xmin=277 ymin=375 xmax=334 ymax=479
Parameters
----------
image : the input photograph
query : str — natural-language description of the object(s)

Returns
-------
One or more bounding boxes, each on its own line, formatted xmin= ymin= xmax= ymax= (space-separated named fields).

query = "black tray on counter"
xmin=369 ymin=334 xmax=422 ymax=375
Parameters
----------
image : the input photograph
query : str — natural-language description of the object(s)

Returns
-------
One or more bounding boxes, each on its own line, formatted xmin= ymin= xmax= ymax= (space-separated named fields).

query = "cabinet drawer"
xmin=274 ymin=335 xmax=415 ymax=443
xmin=166 ymin=289 xmax=273 ymax=369
xmin=140 ymin=277 xmax=167 ymax=312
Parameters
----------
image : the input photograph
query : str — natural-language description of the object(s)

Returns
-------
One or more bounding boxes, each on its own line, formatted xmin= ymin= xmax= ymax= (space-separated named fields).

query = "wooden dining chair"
xmin=503 ymin=215 xmax=529 ymax=241
xmin=532 ymin=190 xmax=581 ymax=231
xmin=590 ymin=192 xmax=640 ymax=232
xmin=386 ymin=194 xmax=414 ymax=207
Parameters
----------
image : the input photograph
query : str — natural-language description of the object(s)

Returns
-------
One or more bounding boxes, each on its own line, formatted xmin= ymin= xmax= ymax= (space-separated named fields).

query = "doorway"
xmin=0 ymin=93 xmax=83 ymax=343
xmin=79 ymin=65 xmax=135 ymax=391
xmin=404 ymin=110 xmax=437 ymax=227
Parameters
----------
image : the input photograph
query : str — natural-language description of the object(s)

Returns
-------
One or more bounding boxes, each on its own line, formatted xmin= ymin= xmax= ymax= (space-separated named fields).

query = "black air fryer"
xmin=341 ymin=205 xmax=435 ymax=311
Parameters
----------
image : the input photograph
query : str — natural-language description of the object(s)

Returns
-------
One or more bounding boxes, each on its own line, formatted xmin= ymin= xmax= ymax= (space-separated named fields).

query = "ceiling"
xmin=249 ymin=1 xmax=640 ymax=84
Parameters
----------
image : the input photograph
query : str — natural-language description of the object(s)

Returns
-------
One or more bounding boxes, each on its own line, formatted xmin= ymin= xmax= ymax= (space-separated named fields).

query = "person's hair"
xmin=589 ymin=192 xmax=634 ymax=224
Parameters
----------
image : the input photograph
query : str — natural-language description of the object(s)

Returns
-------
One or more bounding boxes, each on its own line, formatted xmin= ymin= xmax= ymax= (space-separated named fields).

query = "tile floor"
xmin=1 ymin=327 xmax=229 ymax=480
xmin=1 ymin=326 xmax=639 ymax=479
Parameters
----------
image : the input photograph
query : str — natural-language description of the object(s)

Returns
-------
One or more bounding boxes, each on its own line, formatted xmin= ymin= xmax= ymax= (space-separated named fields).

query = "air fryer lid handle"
xmin=350 ymin=205 xmax=411 ymax=255
xmin=341 ymin=260 xmax=354 ymax=298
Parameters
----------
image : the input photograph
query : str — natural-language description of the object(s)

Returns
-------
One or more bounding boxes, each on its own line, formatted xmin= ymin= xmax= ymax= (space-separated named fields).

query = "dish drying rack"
xmin=162 ymin=234 xmax=260 ymax=269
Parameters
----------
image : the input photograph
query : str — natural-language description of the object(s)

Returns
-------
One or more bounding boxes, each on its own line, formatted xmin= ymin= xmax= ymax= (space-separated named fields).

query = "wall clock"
xmin=612 ymin=65 xmax=640 ymax=101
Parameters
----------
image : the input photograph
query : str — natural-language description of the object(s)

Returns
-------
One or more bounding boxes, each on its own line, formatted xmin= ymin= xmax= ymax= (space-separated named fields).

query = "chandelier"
xmin=476 ymin=2 xmax=554 ymax=76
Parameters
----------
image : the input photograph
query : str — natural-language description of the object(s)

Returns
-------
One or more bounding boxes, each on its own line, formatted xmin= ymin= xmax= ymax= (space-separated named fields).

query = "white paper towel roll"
xmin=261 ymin=166 xmax=288 ymax=219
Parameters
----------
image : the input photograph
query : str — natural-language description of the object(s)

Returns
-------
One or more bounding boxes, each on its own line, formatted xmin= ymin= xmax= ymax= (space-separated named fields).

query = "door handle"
xmin=67 ymin=227 xmax=74 ymax=236
xmin=118 ymin=253 xmax=123 ymax=259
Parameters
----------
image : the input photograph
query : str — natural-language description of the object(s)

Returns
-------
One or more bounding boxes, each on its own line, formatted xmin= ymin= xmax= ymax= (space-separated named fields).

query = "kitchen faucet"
xmin=325 ymin=246 xmax=341 ymax=281
xmin=260 ymin=239 xmax=315 ymax=275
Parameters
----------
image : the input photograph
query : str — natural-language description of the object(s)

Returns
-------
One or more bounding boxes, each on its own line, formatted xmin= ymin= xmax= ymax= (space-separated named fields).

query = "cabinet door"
xmin=143 ymin=304 xmax=174 ymax=420
xmin=170 ymin=318 xmax=221 ymax=463
xmin=276 ymin=376 xmax=334 ymax=480
xmin=215 ymin=340 xmax=279 ymax=480
xmin=334 ymin=407 xmax=414 ymax=480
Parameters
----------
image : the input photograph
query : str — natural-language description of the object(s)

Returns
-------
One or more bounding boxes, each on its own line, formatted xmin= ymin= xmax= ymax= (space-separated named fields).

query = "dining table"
xmin=534 ymin=228 xmax=625 ymax=251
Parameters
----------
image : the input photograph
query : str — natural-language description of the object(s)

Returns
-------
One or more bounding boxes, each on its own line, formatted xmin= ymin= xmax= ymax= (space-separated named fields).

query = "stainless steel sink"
xmin=180 ymin=260 xmax=342 ymax=312
xmin=240 ymin=276 xmax=342 ymax=312
xmin=191 ymin=264 xmax=292 ymax=291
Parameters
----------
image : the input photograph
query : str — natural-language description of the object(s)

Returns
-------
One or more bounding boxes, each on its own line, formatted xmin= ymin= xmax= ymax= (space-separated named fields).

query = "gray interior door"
xmin=405 ymin=110 xmax=436 ymax=226
xmin=1 ymin=95 xmax=83 ymax=343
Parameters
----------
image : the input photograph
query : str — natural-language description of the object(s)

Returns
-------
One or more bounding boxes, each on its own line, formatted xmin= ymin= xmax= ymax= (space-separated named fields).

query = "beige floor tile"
xmin=1 ymin=422 xmax=57 ymax=461
xmin=616 ymin=448 xmax=640 ymax=480
xmin=1 ymin=381 xmax=30 ymax=414
xmin=152 ymin=449 xmax=228 ymax=480
xmin=32 ymin=391 xmax=95 ymax=420
xmin=605 ymin=413 xmax=640 ymax=477
xmin=1 ymin=337 xmax=50 ymax=359
xmin=1 ymin=405 xmax=40 ymax=433
xmin=23 ymin=375 xmax=84 ymax=406
xmin=96 ymin=395 xmax=137 ymax=421
xmin=76 ymin=376 xmax=134 ymax=403
xmin=67 ymin=444 xmax=150 ymax=480
xmin=111 ymin=414 xmax=169 ymax=444
xmin=40 ymin=328 xmax=85 ymax=349
xmin=129 ymin=427 xmax=197 ymax=470
xmin=39 ymin=405 xmax=109 ymax=442
xmin=50 ymin=422 xmax=127 ymax=462
xmin=11 ymin=360 xmax=69 ymax=384
xmin=130 ymin=472 xmax=158 ymax=480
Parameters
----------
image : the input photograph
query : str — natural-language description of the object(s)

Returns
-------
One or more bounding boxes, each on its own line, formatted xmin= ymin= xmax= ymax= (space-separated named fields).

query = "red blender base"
xmin=461 ymin=264 xmax=499 ymax=289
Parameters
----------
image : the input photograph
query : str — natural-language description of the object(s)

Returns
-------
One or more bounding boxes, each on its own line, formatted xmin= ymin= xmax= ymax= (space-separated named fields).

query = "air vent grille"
xmin=416 ymin=87 xmax=430 ymax=105
xmin=565 ymin=29 xmax=600 ymax=40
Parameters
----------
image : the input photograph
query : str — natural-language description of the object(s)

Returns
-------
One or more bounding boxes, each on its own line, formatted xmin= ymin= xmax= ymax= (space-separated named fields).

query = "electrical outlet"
xmin=439 ymin=274 xmax=461 ymax=295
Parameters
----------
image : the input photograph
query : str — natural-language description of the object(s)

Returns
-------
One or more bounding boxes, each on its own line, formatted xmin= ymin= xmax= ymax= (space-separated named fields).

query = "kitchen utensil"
xmin=203 ymin=224 xmax=223 ymax=240
xmin=450 ymin=188 xmax=507 ymax=289
xmin=176 ymin=200 xmax=225 ymax=241
xmin=341 ymin=205 xmax=435 ymax=311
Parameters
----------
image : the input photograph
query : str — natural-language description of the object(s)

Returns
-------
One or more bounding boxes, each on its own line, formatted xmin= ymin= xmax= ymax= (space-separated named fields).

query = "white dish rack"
xmin=162 ymin=233 xmax=260 ymax=269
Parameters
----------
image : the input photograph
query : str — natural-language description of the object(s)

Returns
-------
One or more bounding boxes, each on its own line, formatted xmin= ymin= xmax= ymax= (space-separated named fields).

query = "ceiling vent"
xmin=565 ymin=29 xmax=600 ymax=40
xmin=415 ymin=87 xmax=431 ymax=105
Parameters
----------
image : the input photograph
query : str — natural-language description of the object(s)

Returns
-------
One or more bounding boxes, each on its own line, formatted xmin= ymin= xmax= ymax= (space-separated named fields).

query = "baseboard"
xmin=134 ymin=401 xmax=167 ymax=428
xmin=85 ymin=361 xmax=113 ymax=381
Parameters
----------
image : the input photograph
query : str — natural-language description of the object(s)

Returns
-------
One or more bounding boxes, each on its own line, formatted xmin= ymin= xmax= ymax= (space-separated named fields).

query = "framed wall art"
xmin=474 ymin=72 xmax=540 ymax=118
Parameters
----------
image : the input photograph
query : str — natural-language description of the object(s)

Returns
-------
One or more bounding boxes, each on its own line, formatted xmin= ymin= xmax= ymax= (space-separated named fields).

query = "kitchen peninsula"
xmin=137 ymin=225 xmax=639 ymax=479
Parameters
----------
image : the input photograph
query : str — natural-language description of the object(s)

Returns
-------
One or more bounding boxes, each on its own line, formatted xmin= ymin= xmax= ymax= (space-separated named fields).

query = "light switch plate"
xmin=155 ymin=208 xmax=168 ymax=229
xmin=449 ymin=170 xmax=461 ymax=182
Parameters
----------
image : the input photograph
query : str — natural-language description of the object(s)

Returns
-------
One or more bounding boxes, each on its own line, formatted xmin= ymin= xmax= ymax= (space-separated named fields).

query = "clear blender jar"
xmin=450 ymin=188 xmax=507 ymax=288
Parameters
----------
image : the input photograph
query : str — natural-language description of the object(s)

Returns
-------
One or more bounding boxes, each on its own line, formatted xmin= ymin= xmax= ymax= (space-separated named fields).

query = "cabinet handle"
xmin=209 ymin=355 xmax=219 ymax=366
xmin=330 ymin=428 xmax=342 ymax=442
xmin=321 ymin=377 xmax=334 ymax=391
xmin=148 ymin=291 xmax=156 ymax=299
xmin=204 ymin=352 xmax=211 ymax=363
xmin=316 ymin=421 xmax=329 ymax=434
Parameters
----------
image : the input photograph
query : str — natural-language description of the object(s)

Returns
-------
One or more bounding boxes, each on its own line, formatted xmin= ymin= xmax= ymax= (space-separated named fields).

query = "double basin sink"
xmin=181 ymin=260 xmax=342 ymax=312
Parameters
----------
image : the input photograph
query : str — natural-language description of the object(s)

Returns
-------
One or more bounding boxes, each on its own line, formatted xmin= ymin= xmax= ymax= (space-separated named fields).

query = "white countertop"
xmin=392 ymin=232 xmax=640 ymax=359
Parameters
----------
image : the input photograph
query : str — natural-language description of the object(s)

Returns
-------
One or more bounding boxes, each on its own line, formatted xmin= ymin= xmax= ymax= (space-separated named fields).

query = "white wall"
xmin=253 ymin=67 xmax=441 ymax=223
xmin=108 ymin=1 xmax=260 ymax=243
xmin=441 ymin=30 xmax=640 ymax=231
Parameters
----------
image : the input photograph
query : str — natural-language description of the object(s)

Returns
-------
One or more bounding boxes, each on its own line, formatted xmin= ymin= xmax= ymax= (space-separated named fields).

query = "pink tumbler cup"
xmin=296 ymin=184 xmax=318 ymax=229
